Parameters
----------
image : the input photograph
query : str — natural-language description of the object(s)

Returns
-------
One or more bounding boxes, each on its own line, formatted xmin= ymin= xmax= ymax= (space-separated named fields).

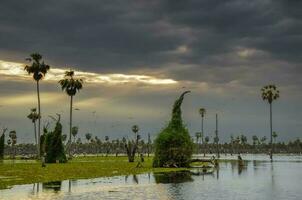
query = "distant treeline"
xmin=3 ymin=138 xmax=302 ymax=157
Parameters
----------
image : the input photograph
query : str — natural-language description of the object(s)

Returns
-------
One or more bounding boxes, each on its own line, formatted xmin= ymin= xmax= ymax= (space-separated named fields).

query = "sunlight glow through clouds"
xmin=0 ymin=92 xmax=63 ymax=106
xmin=0 ymin=60 xmax=177 ymax=85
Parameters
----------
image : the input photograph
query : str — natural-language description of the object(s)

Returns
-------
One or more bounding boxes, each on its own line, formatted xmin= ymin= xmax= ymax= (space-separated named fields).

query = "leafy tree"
xmin=153 ymin=91 xmax=193 ymax=167
xmin=27 ymin=108 xmax=39 ymax=154
xmin=24 ymin=53 xmax=50 ymax=158
xmin=261 ymin=84 xmax=280 ymax=160
xmin=45 ymin=117 xmax=67 ymax=163
xmin=59 ymin=70 xmax=83 ymax=156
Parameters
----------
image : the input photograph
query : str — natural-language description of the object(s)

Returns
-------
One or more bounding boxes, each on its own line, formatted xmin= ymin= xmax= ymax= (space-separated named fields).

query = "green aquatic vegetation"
xmin=0 ymin=156 xmax=186 ymax=189
xmin=153 ymin=91 xmax=193 ymax=167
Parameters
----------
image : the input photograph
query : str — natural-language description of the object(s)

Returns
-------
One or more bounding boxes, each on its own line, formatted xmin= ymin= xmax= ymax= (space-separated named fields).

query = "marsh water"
xmin=1 ymin=154 xmax=302 ymax=200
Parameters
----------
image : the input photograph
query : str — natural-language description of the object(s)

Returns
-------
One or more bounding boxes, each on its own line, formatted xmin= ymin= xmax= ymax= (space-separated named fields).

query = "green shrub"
xmin=45 ymin=121 xmax=67 ymax=163
xmin=153 ymin=91 xmax=193 ymax=167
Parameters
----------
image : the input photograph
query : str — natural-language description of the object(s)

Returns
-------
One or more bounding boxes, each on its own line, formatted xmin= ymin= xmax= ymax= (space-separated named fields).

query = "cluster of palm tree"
xmin=24 ymin=53 xmax=83 ymax=159
xmin=195 ymin=84 xmax=280 ymax=160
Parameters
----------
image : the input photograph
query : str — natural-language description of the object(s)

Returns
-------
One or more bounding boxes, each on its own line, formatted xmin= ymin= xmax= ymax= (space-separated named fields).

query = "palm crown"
xmin=199 ymin=108 xmax=206 ymax=117
xmin=24 ymin=53 xmax=50 ymax=81
xmin=261 ymin=84 xmax=280 ymax=104
xmin=59 ymin=70 xmax=83 ymax=96
xmin=27 ymin=108 xmax=40 ymax=123
xmin=132 ymin=125 xmax=139 ymax=134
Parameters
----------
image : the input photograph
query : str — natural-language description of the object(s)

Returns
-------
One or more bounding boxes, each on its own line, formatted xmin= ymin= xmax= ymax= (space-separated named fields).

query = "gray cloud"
xmin=0 ymin=0 xmax=301 ymax=142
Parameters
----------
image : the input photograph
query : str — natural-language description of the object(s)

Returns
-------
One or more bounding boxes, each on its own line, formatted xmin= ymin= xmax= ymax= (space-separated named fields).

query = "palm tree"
xmin=195 ymin=132 xmax=202 ymax=154
xmin=27 ymin=108 xmax=39 ymax=154
xmin=199 ymin=108 xmax=206 ymax=144
xmin=261 ymin=84 xmax=280 ymax=160
xmin=59 ymin=70 xmax=83 ymax=156
xmin=252 ymin=135 xmax=259 ymax=152
xmin=24 ymin=53 xmax=50 ymax=158
xmin=132 ymin=125 xmax=139 ymax=141
xmin=204 ymin=136 xmax=209 ymax=155
xmin=85 ymin=133 xmax=92 ymax=143
xmin=72 ymin=126 xmax=79 ymax=143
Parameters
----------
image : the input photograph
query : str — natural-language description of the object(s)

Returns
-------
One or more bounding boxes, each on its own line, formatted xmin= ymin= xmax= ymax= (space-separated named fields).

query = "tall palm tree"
xmin=199 ymin=108 xmax=206 ymax=143
xmin=27 ymin=108 xmax=39 ymax=154
xmin=199 ymin=108 xmax=206 ymax=156
xmin=59 ymin=70 xmax=83 ymax=156
xmin=261 ymin=84 xmax=280 ymax=160
xmin=24 ymin=53 xmax=50 ymax=158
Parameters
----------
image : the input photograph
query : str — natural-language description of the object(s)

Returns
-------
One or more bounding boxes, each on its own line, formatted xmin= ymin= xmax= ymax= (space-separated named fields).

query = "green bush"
xmin=153 ymin=91 xmax=193 ymax=167
xmin=45 ymin=121 xmax=67 ymax=163
xmin=0 ymin=133 xmax=4 ymax=159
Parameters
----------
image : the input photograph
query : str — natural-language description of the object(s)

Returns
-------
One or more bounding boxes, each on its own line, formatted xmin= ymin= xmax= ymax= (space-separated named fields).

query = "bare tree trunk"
xmin=34 ymin=122 xmax=38 ymax=155
xmin=36 ymin=81 xmax=41 ymax=159
xmin=202 ymin=116 xmax=206 ymax=157
xmin=69 ymin=95 xmax=73 ymax=157
xmin=216 ymin=114 xmax=220 ymax=158
xmin=270 ymin=103 xmax=273 ymax=161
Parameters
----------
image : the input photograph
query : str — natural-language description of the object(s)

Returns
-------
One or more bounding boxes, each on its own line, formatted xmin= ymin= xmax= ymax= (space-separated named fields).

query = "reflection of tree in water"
xmin=133 ymin=174 xmax=139 ymax=184
xmin=154 ymin=171 xmax=193 ymax=184
xmin=42 ymin=181 xmax=62 ymax=192
xmin=238 ymin=164 xmax=247 ymax=175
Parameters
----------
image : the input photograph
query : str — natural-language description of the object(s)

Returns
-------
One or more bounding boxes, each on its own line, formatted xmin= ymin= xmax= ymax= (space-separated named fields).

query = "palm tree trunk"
xmin=34 ymin=122 xmax=38 ymax=155
xmin=270 ymin=103 xmax=273 ymax=160
xmin=69 ymin=95 xmax=73 ymax=157
xmin=36 ymin=81 xmax=41 ymax=159
xmin=202 ymin=116 xmax=206 ymax=157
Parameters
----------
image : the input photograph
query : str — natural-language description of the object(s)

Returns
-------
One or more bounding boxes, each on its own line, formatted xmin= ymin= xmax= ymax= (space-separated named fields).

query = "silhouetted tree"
xmin=27 ymin=108 xmax=39 ymax=154
xmin=85 ymin=133 xmax=92 ymax=143
xmin=199 ymin=108 xmax=206 ymax=144
xmin=59 ymin=70 xmax=83 ymax=156
xmin=261 ymin=84 xmax=280 ymax=160
xmin=24 ymin=53 xmax=50 ymax=158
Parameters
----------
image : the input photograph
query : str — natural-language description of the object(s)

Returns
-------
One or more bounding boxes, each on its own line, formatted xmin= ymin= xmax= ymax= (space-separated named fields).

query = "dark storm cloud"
xmin=0 ymin=0 xmax=301 ymax=81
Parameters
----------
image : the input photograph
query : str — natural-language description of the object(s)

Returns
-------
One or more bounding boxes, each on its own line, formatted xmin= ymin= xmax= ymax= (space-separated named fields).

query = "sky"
xmin=0 ymin=0 xmax=301 ymax=143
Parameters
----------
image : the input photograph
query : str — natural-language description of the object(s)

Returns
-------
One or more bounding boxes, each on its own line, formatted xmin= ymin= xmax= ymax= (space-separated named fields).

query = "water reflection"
xmin=154 ymin=171 xmax=193 ymax=184
xmin=42 ymin=181 xmax=62 ymax=192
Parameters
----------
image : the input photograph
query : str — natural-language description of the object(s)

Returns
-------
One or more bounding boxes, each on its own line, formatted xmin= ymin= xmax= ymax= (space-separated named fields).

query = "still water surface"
xmin=1 ymin=154 xmax=301 ymax=200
